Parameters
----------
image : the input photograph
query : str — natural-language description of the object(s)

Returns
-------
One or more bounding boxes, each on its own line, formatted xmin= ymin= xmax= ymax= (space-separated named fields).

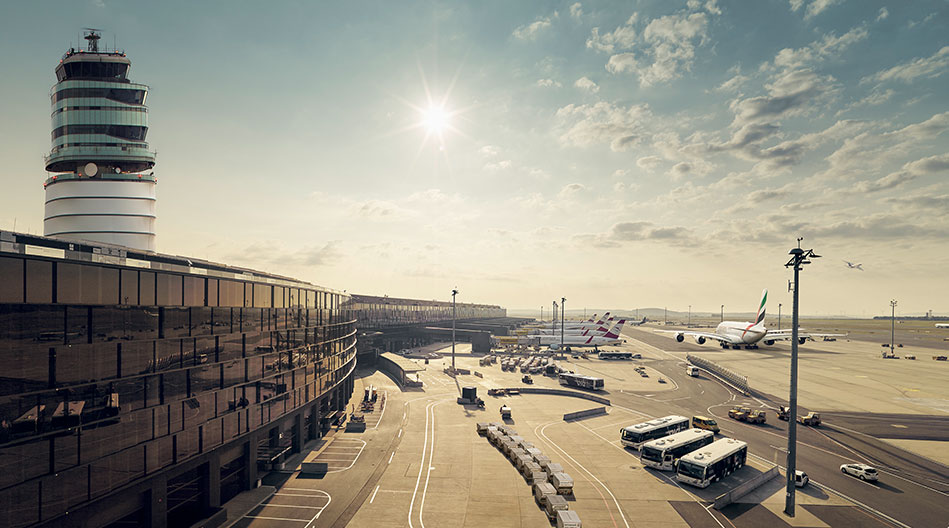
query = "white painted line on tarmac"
xmin=247 ymin=516 xmax=309 ymax=522
xmin=374 ymin=390 xmax=388 ymax=429
xmin=370 ymin=485 xmax=380 ymax=504
xmin=257 ymin=504 xmax=325 ymax=509
xmin=408 ymin=400 xmax=434 ymax=528
xmin=300 ymin=491 xmax=332 ymax=528
xmin=388 ymin=452 xmax=394 ymax=464
xmin=398 ymin=428 xmax=403 ymax=438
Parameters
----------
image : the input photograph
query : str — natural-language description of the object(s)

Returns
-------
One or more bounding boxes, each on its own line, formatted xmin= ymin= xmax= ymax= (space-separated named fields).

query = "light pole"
xmin=784 ymin=238 xmax=820 ymax=518
xmin=561 ymin=297 xmax=566 ymax=350
xmin=720 ymin=304 xmax=724 ymax=323
xmin=451 ymin=288 xmax=458 ymax=370
xmin=890 ymin=300 xmax=897 ymax=352
xmin=688 ymin=305 xmax=691 ymax=327
xmin=779 ymin=303 xmax=782 ymax=330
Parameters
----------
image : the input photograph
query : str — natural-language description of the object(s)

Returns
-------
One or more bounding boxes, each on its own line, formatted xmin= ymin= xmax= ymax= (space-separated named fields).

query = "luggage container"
xmin=519 ymin=441 xmax=536 ymax=451
xmin=556 ymin=510 xmax=582 ymax=528
xmin=534 ymin=454 xmax=551 ymax=468
xmin=545 ymin=494 xmax=569 ymax=519
xmin=533 ymin=482 xmax=556 ymax=505
xmin=509 ymin=447 xmax=526 ymax=460
xmin=551 ymin=472 xmax=574 ymax=495
xmin=521 ymin=461 xmax=542 ymax=479
xmin=545 ymin=463 xmax=564 ymax=478
xmin=529 ymin=470 xmax=547 ymax=485
xmin=476 ymin=423 xmax=491 ymax=435
xmin=515 ymin=454 xmax=533 ymax=472
xmin=525 ymin=447 xmax=542 ymax=459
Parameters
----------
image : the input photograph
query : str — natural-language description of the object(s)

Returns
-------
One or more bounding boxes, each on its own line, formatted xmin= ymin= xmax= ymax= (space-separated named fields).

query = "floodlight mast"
xmin=451 ymin=288 xmax=458 ymax=370
xmin=561 ymin=297 xmax=566 ymax=350
xmin=783 ymin=238 xmax=820 ymax=518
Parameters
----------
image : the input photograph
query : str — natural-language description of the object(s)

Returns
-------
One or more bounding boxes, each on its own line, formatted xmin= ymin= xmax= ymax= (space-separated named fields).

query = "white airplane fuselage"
xmin=715 ymin=321 xmax=767 ymax=344
xmin=537 ymin=334 xmax=623 ymax=347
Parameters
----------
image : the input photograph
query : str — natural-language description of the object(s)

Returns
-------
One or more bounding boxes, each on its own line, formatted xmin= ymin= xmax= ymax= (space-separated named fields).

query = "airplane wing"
xmin=657 ymin=329 xmax=743 ymax=345
xmin=767 ymin=330 xmax=847 ymax=342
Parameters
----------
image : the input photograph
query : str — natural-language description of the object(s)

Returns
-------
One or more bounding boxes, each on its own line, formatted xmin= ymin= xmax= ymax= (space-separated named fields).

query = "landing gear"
xmin=732 ymin=345 xmax=741 ymax=350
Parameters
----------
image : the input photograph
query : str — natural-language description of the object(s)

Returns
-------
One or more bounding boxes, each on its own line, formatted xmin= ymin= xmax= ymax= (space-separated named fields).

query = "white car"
xmin=840 ymin=463 xmax=878 ymax=481
xmin=794 ymin=470 xmax=808 ymax=487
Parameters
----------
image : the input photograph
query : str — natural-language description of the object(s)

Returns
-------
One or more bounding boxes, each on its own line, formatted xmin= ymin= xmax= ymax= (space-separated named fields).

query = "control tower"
xmin=44 ymin=30 xmax=157 ymax=251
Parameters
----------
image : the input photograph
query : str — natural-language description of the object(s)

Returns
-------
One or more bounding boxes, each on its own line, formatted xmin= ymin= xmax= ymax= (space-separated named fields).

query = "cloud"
xmin=555 ymin=101 xmax=652 ymax=151
xmin=789 ymin=0 xmax=842 ymax=20
xmin=356 ymin=199 xmax=408 ymax=219
xmin=836 ymin=88 xmax=894 ymax=116
xmin=479 ymin=145 xmax=500 ymax=158
xmin=637 ymin=156 xmax=663 ymax=171
xmin=592 ymin=221 xmax=694 ymax=247
xmin=574 ymin=76 xmax=600 ymax=93
xmin=569 ymin=2 xmax=583 ymax=19
xmin=587 ymin=14 xmax=638 ymax=54
xmin=717 ymin=71 xmax=749 ymax=92
xmin=876 ymin=7 xmax=888 ymax=21
xmin=670 ymin=161 xmax=692 ymax=179
xmin=771 ymin=26 xmax=868 ymax=71
xmin=730 ymin=69 xmax=835 ymax=126
xmin=536 ymin=78 xmax=562 ymax=88
xmin=558 ymin=183 xmax=586 ymax=198
xmin=635 ymin=11 xmax=710 ymax=86
xmin=228 ymin=240 xmax=343 ymax=268
xmin=483 ymin=160 xmax=513 ymax=171
xmin=853 ymin=171 xmax=916 ymax=193
xmin=605 ymin=53 xmax=638 ymax=74
xmin=513 ymin=15 xmax=554 ymax=40
xmin=862 ymin=46 xmax=949 ymax=84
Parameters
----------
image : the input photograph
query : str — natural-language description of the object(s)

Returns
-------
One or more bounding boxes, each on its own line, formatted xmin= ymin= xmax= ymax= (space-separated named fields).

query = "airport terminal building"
xmin=0 ymin=231 xmax=358 ymax=527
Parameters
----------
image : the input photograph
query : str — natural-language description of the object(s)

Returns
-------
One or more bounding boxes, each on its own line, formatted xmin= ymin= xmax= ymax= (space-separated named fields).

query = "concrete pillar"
xmin=244 ymin=438 xmax=258 ymax=490
xmin=207 ymin=455 xmax=222 ymax=509
xmin=149 ymin=475 xmax=168 ymax=528
xmin=292 ymin=412 xmax=303 ymax=453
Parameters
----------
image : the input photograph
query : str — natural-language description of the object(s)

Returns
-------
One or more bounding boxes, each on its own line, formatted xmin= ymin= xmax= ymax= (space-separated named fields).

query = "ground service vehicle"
xmin=777 ymin=406 xmax=790 ymax=421
xmin=545 ymin=463 xmax=564 ymax=478
xmin=686 ymin=365 xmax=700 ymax=377
xmin=691 ymin=415 xmax=721 ymax=433
xmin=640 ymin=429 xmax=715 ymax=471
xmin=620 ymin=415 xmax=690 ymax=449
xmin=840 ymin=463 xmax=878 ymax=481
xmin=545 ymin=494 xmax=568 ymax=520
xmin=533 ymin=482 xmax=556 ymax=506
xmin=500 ymin=405 xmax=512 ymax=419
xmin=795 ymin=470 xmax=809 ymax=487
xmin=676 ymin=438 xmax=748 ymax=488
xmin=550 ymin=472 xmax=574 ymax=494
xmin=597 ymin=350 xmax=632 ymax=360
xmin=799 ymin=412 xmax=821 ymax=426
xmin=556 ymin=510 xmax=582 ymax=528
xmin=728 ymin=407 xmax=750 ymax=420
xmin=522 ymin=375 xmax=533 ymax=384
xmin=558 ymin=372 xmax=605 ymax=390
xmin=729 ymin=407 xmax=766 ymax=424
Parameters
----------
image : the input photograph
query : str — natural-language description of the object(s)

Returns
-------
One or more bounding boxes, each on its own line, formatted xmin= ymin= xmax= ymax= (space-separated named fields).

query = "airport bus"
xmin=620 ymin=415 xmax=690 ymax=449
xmin=675 ymin=438 xmax=748 ymax=488
xmin=640 ymin=429 xmax=715 ymax=471
xmin=558 ymin=372 xmax=605 ymax=390
xmin=597 ymin=350 xmax=632 ymax=360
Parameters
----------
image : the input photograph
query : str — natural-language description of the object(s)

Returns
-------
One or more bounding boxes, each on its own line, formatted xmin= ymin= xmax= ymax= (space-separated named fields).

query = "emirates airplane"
xmin=527 ymin=315 xmax=614 ymax=336
xmin=663 ymin=289 xmax=843 ymax=349
xmin=537 ymin=319 xmax=628 ymax=348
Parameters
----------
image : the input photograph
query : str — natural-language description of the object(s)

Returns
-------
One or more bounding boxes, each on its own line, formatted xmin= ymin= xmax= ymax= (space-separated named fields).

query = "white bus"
xmin=597 ymin=350 xmax=632 ymax=360
xmin=558 ymin=372 xmax=605 ymax=390
xmin=640 ymin=429 xmax=715 ymax=471
xmin=675 ymin=438 xmax=748 ymax=488
xmin=620 ymin=415 xmax=689 ymax=449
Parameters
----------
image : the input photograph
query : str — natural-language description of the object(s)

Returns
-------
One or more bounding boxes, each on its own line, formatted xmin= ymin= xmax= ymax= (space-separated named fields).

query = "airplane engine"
xmin=675 ymin=333 xmax=684 ymax=342
xmin=694 ymin=336 xmax=706 ymax=345
xmin=798 ymin=337 xmax=806 ymax=345
xmin=764 ymin=340 xmax=775 ymax=346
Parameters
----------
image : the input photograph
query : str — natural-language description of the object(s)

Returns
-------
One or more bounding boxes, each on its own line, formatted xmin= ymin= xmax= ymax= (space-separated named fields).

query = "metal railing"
xmin=687 ymin=354 xmax=749 ymax=394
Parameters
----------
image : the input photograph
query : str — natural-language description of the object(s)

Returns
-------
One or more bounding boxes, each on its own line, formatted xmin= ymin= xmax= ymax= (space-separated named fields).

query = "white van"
xmin=686 ymin=365 xmax=700 ymax=377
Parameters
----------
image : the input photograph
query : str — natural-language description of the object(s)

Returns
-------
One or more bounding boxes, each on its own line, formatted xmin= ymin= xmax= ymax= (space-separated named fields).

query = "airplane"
xmin=661 ymin=289 xmax=844 ymax=349
xmin=526 ymin=316 xmax=615 ymax=336
xmin=843 ymin=260 xmax=863 ymax=271
xmin=936 ymin=323 xmax=949 ymax=328
xmin=535 ymin=319 xmax=628 ymax=348
xmin=525 ymin=313 xmax=612 ymax=333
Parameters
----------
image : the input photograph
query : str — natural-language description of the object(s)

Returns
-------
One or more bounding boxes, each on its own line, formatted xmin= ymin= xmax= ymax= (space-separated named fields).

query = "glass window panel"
xmin=244 ymin=283 xmax=253 ymax=308
xmin=219 ymin=280 xmax=241 ymax=307
xmin=139 ymin=271 xmax=155 ymax=306
xmin=155 ymin=339 xmax=181 ymax=372
xmin=156 ymin=273 xmax=182 ymax=306
xmin=25 ymin=260 xmax=53 ymax=303
xmin=195 ymin=336 xmax=215 ymax=364
xmin=162 ymin=307 xmax=189 ymax=338
xmin=120 ymin=269 xmax=138 ymax=305
xmin=66 ymin=306 xmax=89 ymax=345
xmin=56 ymin=263 xmax=118 ymax=305
xmin=246 ymin=357 xmax=262 ymax=382
xmin=219 ymin=334 xmax=242 ymax=362
xmin=181 ymin=338 xmax=197 ymax=367
xmin=253 ymin=284 xmax=271 ymax=308
xmin=222 ymin=359 xmax=243 ymax=389
xmin=0 ymin=257 xmax=23 ymax=303
xmin=113 ymin=375 xmax=145 ymax=412
xmin=0 ymin=478 xmax=39 ymax=527
xmin=55 ymin=343 xmax=116 ymax=385
xmin=0 ymin=440 xmax=48 ymax=489
xmin=0 ymin=345 xmax=49 ymax=396
xmin=164 ymin=370 xmax=187 ymax=404
xmin=189 ymin=365 xmax=218 ymax=395
xmin=274 ymin=287 xmax=285 ymax=309
xmin=240 ymin=308 xmax=260 ymax=333
xmin=207 ymin=279 xmax=218 ymax=307
xmin=192 ymin=307 xmax=212 ymax=337
xmin=183 ymin=276 xmax=204 ymax=307
xmin=145 ymin=375 xmax=161 ymax=407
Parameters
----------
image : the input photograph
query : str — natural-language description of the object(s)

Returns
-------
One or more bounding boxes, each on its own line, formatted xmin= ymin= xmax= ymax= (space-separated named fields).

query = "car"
xmin=794 ymin=470 xmax=808 ymax=487
xmin=631 ymin=353 xmax=642 ymax=359
xmin=840 ymin=463 xmax=878 ymax=481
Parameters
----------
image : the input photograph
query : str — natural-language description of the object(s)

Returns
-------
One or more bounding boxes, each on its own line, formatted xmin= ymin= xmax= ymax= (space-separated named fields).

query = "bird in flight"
xmin=843 ymin=260 xmax=863 ymax=271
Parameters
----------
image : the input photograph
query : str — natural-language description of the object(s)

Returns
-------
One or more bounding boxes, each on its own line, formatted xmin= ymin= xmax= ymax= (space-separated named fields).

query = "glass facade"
xmin=0 ymin=232 xmax=357 ymax=528
xmin=351 ymin=294 xmax=505 ymax=328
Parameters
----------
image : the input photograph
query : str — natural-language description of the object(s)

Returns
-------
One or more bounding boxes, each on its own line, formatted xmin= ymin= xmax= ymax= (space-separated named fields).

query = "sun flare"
xmin=421 ymin=105 xmax=450 ymax=134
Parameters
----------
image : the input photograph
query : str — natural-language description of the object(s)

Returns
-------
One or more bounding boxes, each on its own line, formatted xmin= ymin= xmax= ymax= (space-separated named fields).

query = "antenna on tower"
xmin=82 ymin=28 xmax=103 ymax=52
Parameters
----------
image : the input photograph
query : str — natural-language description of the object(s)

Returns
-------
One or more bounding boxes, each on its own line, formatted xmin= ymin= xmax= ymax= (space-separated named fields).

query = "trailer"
xmin=550 ymin=472 xmax=574 ymax=495
xmin=556 ymin=510 xmax=582 ymax=528
xmin=545 ymin=463 xmax=564 ymax=478
xmin=533 ymin=482 xmax=557 ymax=506
xmin=545 ymin=494 xmax=569 ymax=520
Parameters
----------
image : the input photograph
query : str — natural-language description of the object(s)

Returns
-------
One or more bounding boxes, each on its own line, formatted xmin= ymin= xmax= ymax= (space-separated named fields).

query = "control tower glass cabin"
xmin=44 ymin=30 xmax=157 ymax=252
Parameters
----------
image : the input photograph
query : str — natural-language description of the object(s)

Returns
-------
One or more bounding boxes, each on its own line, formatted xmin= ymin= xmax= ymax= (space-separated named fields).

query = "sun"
xmin=421 ymin=104 xmax=450 ymax=134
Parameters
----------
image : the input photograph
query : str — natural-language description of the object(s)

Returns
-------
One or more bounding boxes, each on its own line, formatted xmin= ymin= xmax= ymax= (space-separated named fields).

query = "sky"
xmin=0 ymin=0 xmax=947 ymax=317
